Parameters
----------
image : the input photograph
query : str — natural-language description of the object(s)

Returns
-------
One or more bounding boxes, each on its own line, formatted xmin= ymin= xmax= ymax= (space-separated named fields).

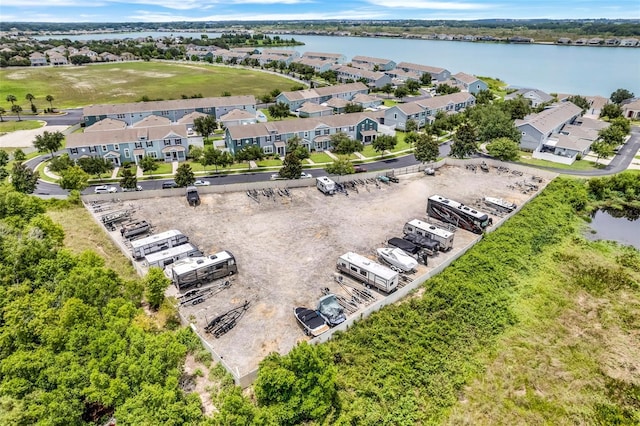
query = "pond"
xmin=587 ymin=208 xmax=640 ymax=250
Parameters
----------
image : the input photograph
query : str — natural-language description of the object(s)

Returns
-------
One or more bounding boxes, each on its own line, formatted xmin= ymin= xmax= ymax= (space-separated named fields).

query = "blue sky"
xmin=0 ymin=0 xmax=638 ymax=23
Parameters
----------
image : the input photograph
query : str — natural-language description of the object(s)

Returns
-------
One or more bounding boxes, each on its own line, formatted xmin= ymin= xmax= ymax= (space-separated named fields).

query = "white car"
xmin=122 ymin=185 xmax=143 ymax=192
xmin=300 ymin=172 xmax=313 ymax=179
xmin=94 ymin=185 xmax=117 ymax=194
xmin=194 ymin=179 xmax=211 ymax=186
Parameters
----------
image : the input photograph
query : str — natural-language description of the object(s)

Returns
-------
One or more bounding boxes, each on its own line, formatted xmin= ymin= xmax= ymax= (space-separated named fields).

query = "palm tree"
xmin=6 ymin=94 xmax=16 ymax=105
xmin=0 ymin=107 xmax=5 ymax=122
xmin=25 ymin=93 xmax=35 ymax=108
xmin=11 ymin=105 xmax=22 ymax=121
xmin=46 ymin=95 xmax=54 ymax=110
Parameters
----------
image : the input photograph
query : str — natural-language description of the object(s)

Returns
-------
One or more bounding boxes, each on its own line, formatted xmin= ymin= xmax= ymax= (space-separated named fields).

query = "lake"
xmin=34 ymin=32 xmax=640 ymax=97
xmin=588 ymin=208 xmax=640 ymax=250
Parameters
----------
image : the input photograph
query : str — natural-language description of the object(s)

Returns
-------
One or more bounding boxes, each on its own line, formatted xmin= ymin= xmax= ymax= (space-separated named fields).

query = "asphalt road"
xmin=5 ymin=108 xmax=84 ymax=126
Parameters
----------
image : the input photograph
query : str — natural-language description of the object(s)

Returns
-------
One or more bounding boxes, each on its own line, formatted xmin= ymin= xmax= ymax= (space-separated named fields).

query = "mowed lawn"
xmin=0 ymin=61 xmax=301 ymax=109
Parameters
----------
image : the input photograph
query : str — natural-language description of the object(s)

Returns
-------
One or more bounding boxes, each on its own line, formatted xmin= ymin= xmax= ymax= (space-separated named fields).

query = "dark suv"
xmin=162 ymin=181 xmax=177 ymax=189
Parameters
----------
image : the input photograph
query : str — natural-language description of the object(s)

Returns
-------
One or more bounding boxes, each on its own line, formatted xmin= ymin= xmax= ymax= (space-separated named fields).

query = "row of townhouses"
xmin=382 ymin=92 xmax=477 ymax=130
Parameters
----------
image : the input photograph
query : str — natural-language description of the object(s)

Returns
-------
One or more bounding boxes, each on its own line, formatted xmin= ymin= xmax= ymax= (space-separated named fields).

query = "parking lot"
xmin=89 ymin=164 xmax=551 ymax=378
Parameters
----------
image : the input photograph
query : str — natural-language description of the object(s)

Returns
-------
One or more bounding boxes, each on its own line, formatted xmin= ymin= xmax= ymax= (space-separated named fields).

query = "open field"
xmin=85 ymin=165 xmax=546 ymax=378
xmin=0 ymin=61 xmax=301 ymax=109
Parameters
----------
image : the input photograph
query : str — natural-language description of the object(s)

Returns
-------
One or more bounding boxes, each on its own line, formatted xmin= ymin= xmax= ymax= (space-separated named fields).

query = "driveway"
xmin=0 ymin=124 xmax=70 ymax=149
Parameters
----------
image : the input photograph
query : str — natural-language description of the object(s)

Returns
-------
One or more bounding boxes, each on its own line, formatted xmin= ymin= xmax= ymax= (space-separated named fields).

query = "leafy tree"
xmin=268 ymin=102 xmax=290 ymax=120
xmin=435 ymin=83 xmax=460 ymax=95
xmin=590 ymin=140 xmax=615 ymax=165
xmin=201 ymin=146 xmax=233 ymax=172
xmin=372 ymin=134 xmax=397 ymax=158
xmin=469 ymin=104 xmax=521 ymax=143
xmin=598 ymin=125 xmax=626 ymax=146
xmin=475 ymin=89 xmax=494 ymax=105
xmin=610 ymin=117 xmax=631 ymax=135
xmin=11 ymin=104 xmax=22 ymax=121
xmin=0 ymin=106 xmax=5 ymax=122
xmin=25 ymin=93 xmax=35 ymax=108
xmin=501 ymin=95 xmax=531 ymax=119
xmin=33 ymin=130 xmax=64 ymax=158
xmin=278 ymin=152 xmax=302 ymax=179
xmin=405 ymin=79 xmax=421 ymax=94
xmin=344 ymin=103 xmax=364 ymax=113
xmin=567 ymin=95 xmax=590 ymax=113
xmin=47 ymin=153 xmax=74 ymax=173
xmin=119 ymin=167 xmax=138 ymax=190
xmin=188 ymin=145 xmax=203 ymax=162
xmin=331 ymin=132 xmax=363 ymax=155
xmin=393 ymin=86 xmax=409 ymax=99
xmin=139 ymin=155 xmax=159 ymax=175
xmin=174 ymin=163 xmax=195 ymax=187
xmin=600 ymin=103 xmax=623 ymax=120
xmin=10 ymin=163 xmax=39 ymax=193
xmin=413 ymin=132 xmax=440 ymax=163
xmin=486 ymin=137 xmax=520 ymax=161
xmin=381 ymin=83 xmax=393 ymax=98
xmin=69 ymin=55 xmax=91 ymax=65
xmin=420 ymin=72 xmax=432 ymax=86
xmin=235 ymin=145 xmax=264 ymax=162
xmin=193 ymin=115 xmax=217 ymax=139
xmin=451 ymin=121 xmax=478 ymax=158
xmin=46 ymin=95 xmax=54 ymax=110
xmin=6 ymin=94 xmax=16 ymax=105
xmin=405 ymin=119 xmax=418 ymax=132
xmin=0 ymin=149 xmax=9 ymax=168
xmin=286 ymin=135 xmax=309 ymax=161
xmin=59 ymin=165 xmax=89 ymax=191
xmin=610 ymin=88 xmax=634 ymax=105
xmin=77 ymin=156 xmax=114 ymax=180
xmin=325 ymin=156 xmax=355 ymax=175
xmin=144 ymin=267 xmax=171 ymax=310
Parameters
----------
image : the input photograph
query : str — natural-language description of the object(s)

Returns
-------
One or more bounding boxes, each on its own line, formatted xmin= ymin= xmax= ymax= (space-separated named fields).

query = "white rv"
xmin=145 ymin=243 xmax=202 ymax=268
xmin=337 ymin=252 xmax=398 ymax=293
xmin=316 ymin=176 xmax=336 ymax=195
xmin=168 ymin=251 xmax=237 ymax=290
xmin=131 ymin=229 xmax=189 ymax=259
xmin=403 ymin=219 xmax=454 ymax=251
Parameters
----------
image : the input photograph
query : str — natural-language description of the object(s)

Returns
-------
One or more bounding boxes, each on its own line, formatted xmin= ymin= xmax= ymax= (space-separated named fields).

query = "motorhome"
xmin=168 ymin=251 xmax=237 ymax=290
xmin=427 ymin=194 xmax=492 ymax=234
xmin=316 ymin=176 xmax=336 ymax=195
xmin=337 ymin=252 xmax=398 ymax=293
xmin=403 ymin=219 xmax=454 ymax=251
xmin=130 ymin=229 xmax=189 ymax=259
xmin=145 ymin=243 xmax=202 ymax=269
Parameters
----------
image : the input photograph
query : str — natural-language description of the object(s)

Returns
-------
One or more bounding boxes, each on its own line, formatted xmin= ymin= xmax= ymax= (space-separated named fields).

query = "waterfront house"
xmin=515 ymin=102 xmax=583 ymax=152
xmin=504 ymin=88 xmax=553 ymax=108
xmin=395 ymin=62 xmax=451 ymax=82
xmin=351 ymin=55 xmax=396 ymax=71
xmin=332 ymin=65 xmax=393 ymax=89
xmin=225 ymin=113 xmax=378 ymax=156
xmin=620 ymin=38 xmax=639 ymax=47
xmin=83 ymin=95 xmax=256 ymax=127
xmin=451 ymin=72 xmax=488 ymax=94
xmin=385 ymin=68 xmax=421 ymax=83
xmin=302 ymin=51 xmax=347 ymax=64
xmin=29 ymin=52 xmax=47 ymax=66
xmin=383 ymin=92 xmax=476 ymax=130
xmin=291 ymin=57 xmax=334 ymax=73
xmin=276 ymin=82 xmax=369 ymax=112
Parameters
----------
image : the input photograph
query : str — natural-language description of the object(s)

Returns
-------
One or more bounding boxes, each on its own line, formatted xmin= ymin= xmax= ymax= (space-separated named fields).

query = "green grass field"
xmin=309 ymin=152 xmax=334 ymax=163
xmin=0 ymin=61 xmax=301 ymax=109
xmin=0 ymin=120 xmax=44 ymax=133
xmin=517 ymin=151 xmax=601 ymax=171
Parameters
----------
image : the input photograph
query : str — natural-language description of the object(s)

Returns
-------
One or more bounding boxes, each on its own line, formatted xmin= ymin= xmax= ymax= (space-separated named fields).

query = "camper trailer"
xmin=120 ymin=220 xmax=151 ymax=239
xmin=168 ymin=251 xmax=237 ymax=290
xmin=403 ymin=219 xmax=454 ymax=251
xmin=131 ymin=229 xmax=189 ymax=259
xmin=145 ymin=243 xmax=202 ymax=269
xmin=337 ymin=252 xmax=398 ymax=293
xmin=316 ymin=176 xmax=336 ymax=195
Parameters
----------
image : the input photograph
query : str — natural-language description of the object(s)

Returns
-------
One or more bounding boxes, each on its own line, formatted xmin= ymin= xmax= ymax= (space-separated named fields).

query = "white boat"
xmin=483 ymin=196 xmax=517 ymax=212
xmin=376 ymin=247 xmax=418 ymax=272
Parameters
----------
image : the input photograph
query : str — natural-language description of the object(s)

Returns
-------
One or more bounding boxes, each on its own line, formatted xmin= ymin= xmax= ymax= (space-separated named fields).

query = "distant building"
xmin=395 ymin=62 xmax=451 ymax=81
xmin=505 ymin=88 xmax=553 ymax=108
xmin=350 ymin=55 xmax=396 ymax=71
xmin=276 ymin=82 xmax=369 ymax=112
xmin=451 ymin=72 xmax=488 ymax=94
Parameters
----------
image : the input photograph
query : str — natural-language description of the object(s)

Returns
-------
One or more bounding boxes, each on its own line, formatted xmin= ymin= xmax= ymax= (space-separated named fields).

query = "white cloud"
xmin=365 ymin=0 xmax=494 ymax=10
xmin=132 ymin=9 xmax=388 ymax=22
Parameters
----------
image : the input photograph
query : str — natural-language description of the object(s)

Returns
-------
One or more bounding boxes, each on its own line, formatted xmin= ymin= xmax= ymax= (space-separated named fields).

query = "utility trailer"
xmin=168 ymin=251 xmax=237 ymax=291
xmin=337 ymin=252 xmax=398 ymax=293
xmin=403 ymin=219 xmax=454 ymax=251
xmin=120 ymin=220 xmax=151 ymax=239
xmin=130 ymin=229 xmax=188 ymax=259
xmin=101 ymin=209 xmax=132 ymax=230
xmin=145 ymin=243 xmax=202 ymax=268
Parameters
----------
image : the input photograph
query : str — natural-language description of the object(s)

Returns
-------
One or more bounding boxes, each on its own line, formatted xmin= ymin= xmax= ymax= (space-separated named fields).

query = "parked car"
xmin=300 ymin=172 xmax=313 ymax=179
xmin=270 ymin=172 xmax=313 ymax=180
xmin=122 ymin=185 xmax=143 ymax=192
xmin=193 ymin=179 xmax=210 ymax=186
xmin=162 ymin=181 xmax=178 ymax=189
xmin=94 ymin=185 xmax=117 ymax=194
xmin=354 ymin=166 xmax=367 ymax=173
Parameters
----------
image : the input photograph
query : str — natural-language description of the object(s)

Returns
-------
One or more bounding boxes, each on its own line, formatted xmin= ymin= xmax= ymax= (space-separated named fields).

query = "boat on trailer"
xmin=483 ymin=196 xmax=517 ymax=212
xmin=376 ymin=247 xmax=418 ymax=272
xmin=293 ymin=307 xmax=330 ymax=337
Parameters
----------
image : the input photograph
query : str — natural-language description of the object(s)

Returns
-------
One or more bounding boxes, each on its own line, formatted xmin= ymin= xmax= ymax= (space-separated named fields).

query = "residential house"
xmin=49 ymin=53 xmax=68 ymax=66
xmin=29 ymin=52 xmax=47 ymax=66
xmin=66 ymin=120 xmax=193 ymax=166
xmin=395 ymin=62 xmax=451 ymax=82
xmin=225 ymin=113 xmax=378 ymax=156
xmin=350 ymin=55 xmax=396 ymax=71
xmin=385 ymin=68 xmax=421 ymax=83
xmin=213 ymin=49 xmax=249 ymax=64
xmin=77 ymin=47 xmax=98 ymax=61
xmin=515 ymin=102 xmax=583 ymax=152
xmin=332 ymin=65 xmax=393 ymax=89
xmin=504 ymin=88 xmax=553 ymax=107
xmin=262 ymin=49 xmax=300 ymax=60
xmin=622 ymin=98 xmax=640 ymax=119
xmin=620 ymin=38 xmax=639 ymax=47
xmin=297 ymin=102 xmax=334 ymax=118
xmin=383 ymin=92 xmax=476 ymax=130
xmin=99 ymin=52 xmax=121 ymax=62
xmin=120 ymin=52 xmax=137 ymax=61
xmin=218 ymin=109 xmax=258 ymax=127
xmin=588 ymin=38 xmax=604 ymax=45
xmin=83 ymin=95 xmax=257 ymax=127
xmin=541 ymin=121 xmax=608 ymax=161
xmin=557 ymin=38 xmax=572 ymax=44
xmin=275 ymin=82 xmax=369 ymax=112
xmin=324 ymin=97 xmax=350 ymax=114
xmin=451 ymin=72 xmax=488 ymax=94
xmin=291 ymin=57 xmax=334 ymax=73
xmin=302 ymin=51 xmax=347 ymax=64
xmin=350 ymin=93 xmax=382 ymax=110
xmin=383 ymin=102 xmax=427 ymax=131
xmin=186 ymin=49 xmax=214 ymax=61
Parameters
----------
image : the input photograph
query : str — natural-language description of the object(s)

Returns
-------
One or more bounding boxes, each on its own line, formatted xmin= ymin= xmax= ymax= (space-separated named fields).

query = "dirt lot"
xmin=92 ymin=165 xmax=550 ymax=377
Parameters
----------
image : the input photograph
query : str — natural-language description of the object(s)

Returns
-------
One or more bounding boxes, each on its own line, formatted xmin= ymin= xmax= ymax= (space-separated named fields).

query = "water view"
xmin=588 ymin=208 xmax=640 ymax=250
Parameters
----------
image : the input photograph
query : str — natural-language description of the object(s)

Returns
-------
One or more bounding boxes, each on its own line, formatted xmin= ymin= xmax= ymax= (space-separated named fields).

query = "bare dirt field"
xmin=91 ymin=164 xmax=550 ymax=378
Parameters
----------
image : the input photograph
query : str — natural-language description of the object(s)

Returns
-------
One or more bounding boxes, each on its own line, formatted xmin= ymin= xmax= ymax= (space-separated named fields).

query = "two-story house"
xmin=29 ymin=52 xmax=47 ymax=66
xmin=276 ymin=82 xmax=369 ymax=112
xmin=515 ymin=102 xmax=583 ymax=152
xmin=332 ymin=65 xmax=393 ymax=89
xmin=383 ymin=92 xmax=476 ymax=130
xmin=395 ymin=62 xmax=451 ymax=82
xmin=505 ymin=88 xmax=553 ymax=108
xmin=350 ymin=55 xmax=396 ymax=71
xmin=301 ymin=51 xmax=347 ymax=64
xmin=451 ymin=72 xmax=488 ymax=94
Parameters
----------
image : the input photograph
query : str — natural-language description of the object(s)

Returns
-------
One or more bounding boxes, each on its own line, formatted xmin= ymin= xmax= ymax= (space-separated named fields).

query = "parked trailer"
xmin=145 ymin=243 xmax=202 ymax=269
xmin=403 ymin=219 xmax=454 ymax=251
xmin=337 ymin=252 xmax=398 ymax=293
xmin=120 ymin=220 xmax=151 ymax=239
xmin=168 ymin=251 xmax=237 ymax=290
xmin=427 ymin=194 xmax=492 ymax=234
xmin=131 ymin=229 xmax=188 ymax=259
xmin=316 ymin=176 xmax=336 ymax=195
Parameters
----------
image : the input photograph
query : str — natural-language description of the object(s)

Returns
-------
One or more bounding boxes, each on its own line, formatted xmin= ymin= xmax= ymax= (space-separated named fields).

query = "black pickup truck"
xmin=186 ymin=186 xmax=200 ymax=206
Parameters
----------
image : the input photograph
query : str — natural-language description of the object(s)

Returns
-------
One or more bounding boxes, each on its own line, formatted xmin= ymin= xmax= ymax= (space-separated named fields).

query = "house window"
xmin=149 ymin=151 xmax=158 ymax=159
xmin=70 ymin=148 xmax=78 ymax=155
xmin=146 ymin=141 xmax=153 ymax=147
xmin=304 ymin=131 xmax=308 ymax=137
xmin=89 ymin=146 xmax=97 ymax=153
xmin=102 ymin=145 xmax=107 ymax=152
xmin=164 ymin=139 xmax=171 ymax=146
xmin=174 ymin=139 xmax=182 ymax=145
xmin=315 ymin=130 xmax=321 ymax=136
xmin=349 ymin=126 xmax=355 ymax=131
xmin=324 ymin=129 xmax=330 ymax=135
xmin=394 ymin=113 xmax=397 ymax=119
xmin=263 ymin=146 xmax=273 ymax=154
xmin=266 ymin=136 xmax=272 ymax=142
xmin=117 ymin=114 xmax=125 ymax=119
xmin=124 ymin=149 xmax=130 ymax=158
xmin=237 ymin=140 xmax=242 ymax=146
xmin=114 ymin=144 xmax=120 ymax=151
xmin=135 ymin=142 xmax=142 ymax=148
